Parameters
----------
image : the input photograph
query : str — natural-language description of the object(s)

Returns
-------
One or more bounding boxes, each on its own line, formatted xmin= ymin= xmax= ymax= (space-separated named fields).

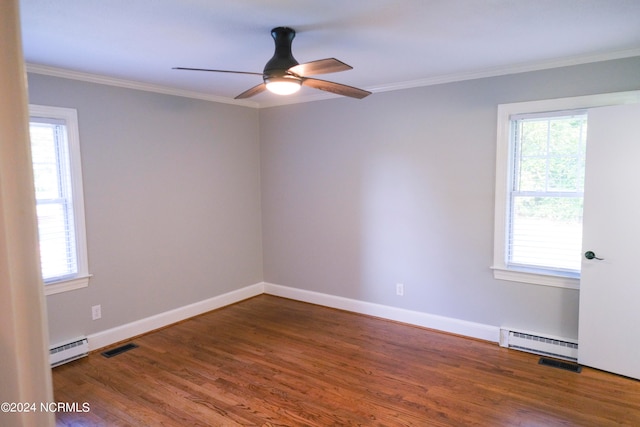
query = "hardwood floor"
xmin=53 ymin=295 xmax=640 ymax=426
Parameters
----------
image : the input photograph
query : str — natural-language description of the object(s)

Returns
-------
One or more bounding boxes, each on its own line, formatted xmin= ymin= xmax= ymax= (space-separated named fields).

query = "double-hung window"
xmin=29 ymin=105 xmax=90 ymax=295
xmin=507 ymin=111 xmax=587 ymax=276
xmin=492 ymin=92 xmax=640 ymax=289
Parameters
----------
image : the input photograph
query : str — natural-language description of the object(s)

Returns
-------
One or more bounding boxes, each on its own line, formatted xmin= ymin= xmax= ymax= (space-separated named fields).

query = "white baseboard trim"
xmin=263 ymin=283 xmax=500 ymax=343
xmin=87 ymin=282 xmax=264 ymax=351
xmin=87 ymin=281 xmax=500 ymax=351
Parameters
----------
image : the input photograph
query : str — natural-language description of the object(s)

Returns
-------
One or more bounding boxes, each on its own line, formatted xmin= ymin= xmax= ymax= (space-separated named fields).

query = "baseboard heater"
xmin=50 ymin=337 xmax=89 ymax=367
xmin=499 ymin=328 xmax=578 ymax=362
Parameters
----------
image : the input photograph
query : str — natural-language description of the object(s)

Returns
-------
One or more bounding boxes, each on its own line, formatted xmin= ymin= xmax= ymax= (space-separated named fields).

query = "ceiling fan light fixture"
xmin=265 ymin=76 xmax=301 ymax=95
xmin=175 ymin=26 xmax=371 ymax=100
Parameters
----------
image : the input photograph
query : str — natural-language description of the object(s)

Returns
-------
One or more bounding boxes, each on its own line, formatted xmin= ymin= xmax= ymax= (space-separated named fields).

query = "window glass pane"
xmin=548 ymin=119 xmax=586 ymax=156
xmin=519 ymin=120 xmax=549 ymax=156
xmin=510 ymin=196 xmax=583 ymax=271
xmin=36 ymin=203 xmax=77 ymax=279
xmin=517 ymin=157 xmax=547 ymax=192
xmin=30 ymin=123 xmax=62 ymax=199
xmin=548 ymin=157 xmax=582 ymax=192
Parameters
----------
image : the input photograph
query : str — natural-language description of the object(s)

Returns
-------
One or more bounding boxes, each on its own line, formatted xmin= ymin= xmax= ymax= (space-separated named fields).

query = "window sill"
xmin=491 ymin=267 xmax=579 ymax=290
xmin=44 ymin=274 xmax=92 ymax=296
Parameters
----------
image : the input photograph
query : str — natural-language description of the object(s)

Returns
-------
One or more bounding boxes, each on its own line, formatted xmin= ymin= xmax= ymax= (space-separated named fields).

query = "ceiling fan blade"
xmin=173 ymin=67 xmax=262 ymax=76
xmin=235 ymin=83 xmax=267 ymax=99
xmin=302 ymin=78 xmax=371 ymax=99
xmin=289 ymin=58 xmax=352 ymax=76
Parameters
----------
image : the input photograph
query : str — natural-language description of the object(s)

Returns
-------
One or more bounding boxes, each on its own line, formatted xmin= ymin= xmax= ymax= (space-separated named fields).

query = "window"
xmin=29 ymin=105 xmax=90 ymax=295
xmin=492 ymin=92 xmax=640 ymax=289
xmin=507 ymin=111 xmax=587 ymax=276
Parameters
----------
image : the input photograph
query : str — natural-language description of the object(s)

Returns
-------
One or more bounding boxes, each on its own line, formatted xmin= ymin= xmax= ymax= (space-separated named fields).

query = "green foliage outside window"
xmin=514 ymin=116 xmax=586 ymax=223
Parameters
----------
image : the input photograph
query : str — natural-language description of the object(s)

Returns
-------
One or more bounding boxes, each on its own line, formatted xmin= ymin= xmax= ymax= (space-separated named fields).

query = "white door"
xmin=578 ymin=103 xmax=640 ymax=379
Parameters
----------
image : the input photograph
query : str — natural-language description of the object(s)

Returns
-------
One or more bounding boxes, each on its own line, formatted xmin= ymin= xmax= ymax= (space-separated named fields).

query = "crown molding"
xmin=26 ymin=48 xmax=640 ymax=109
xmin=25 ymin=63 xmax=260 ymax=108
xmin=366 ymin=47 xmax=640 ymax=94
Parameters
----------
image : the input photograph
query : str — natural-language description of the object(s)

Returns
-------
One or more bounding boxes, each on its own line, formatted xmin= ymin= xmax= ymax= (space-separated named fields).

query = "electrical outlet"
xmin=91 ymin=304 xmax=102 ymax=320
xmin=396 ymin=283 xmax=404 ymax=296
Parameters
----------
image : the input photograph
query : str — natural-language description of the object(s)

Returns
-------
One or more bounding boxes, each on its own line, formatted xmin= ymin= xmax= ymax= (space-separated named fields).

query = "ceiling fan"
xmin=174 ymin=27 xmax=371 ymax=100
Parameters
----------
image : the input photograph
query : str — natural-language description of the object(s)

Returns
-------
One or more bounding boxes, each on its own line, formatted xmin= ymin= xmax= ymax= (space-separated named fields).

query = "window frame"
xmin=29 ymin=104 xmax=90 ymax=295
xmin=492 ymin=91 xmax=640 ymax=289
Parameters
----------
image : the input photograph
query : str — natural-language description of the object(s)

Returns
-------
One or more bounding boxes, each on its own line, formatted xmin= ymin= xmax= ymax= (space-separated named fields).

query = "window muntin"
xmin=29 ymin=105 xmax=89 ymax=295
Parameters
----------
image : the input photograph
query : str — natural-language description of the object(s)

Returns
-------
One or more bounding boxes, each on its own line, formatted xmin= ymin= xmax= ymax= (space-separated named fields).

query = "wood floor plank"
xmin=52 ymin=295 xmax=640 ymax=426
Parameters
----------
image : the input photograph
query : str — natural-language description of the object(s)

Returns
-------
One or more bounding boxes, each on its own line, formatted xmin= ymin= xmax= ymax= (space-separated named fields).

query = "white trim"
xmin=26 ymin=63 xmax=260 ymax=109
xmin=44 ymin=274 xmax=92 ymax=295
xmin=367 ymin=48 xmax=640 ymax=96
xmin=491 ymin=268 xmax=579 ymax=290
xmin=87 ymin=282 xmax=264 ymax=351
xmin=87 ymin=282 xmax=500 ymax=352
xmin=27 ymin=48 xmax=640 ymax=109
xmin=493 ymin=90 xmax=640 ymax=287
xmin=263 ymin=283 xmax=499 ymax=343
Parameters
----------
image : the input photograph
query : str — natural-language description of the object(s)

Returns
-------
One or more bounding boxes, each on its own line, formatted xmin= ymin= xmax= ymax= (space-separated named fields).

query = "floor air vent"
xmin=539 ymin=357 xmax=582 ymax=373
xmin=101 ymin=343 xmax=138 ymax=358
xmin=500 ymin=328 xmax=578 ymax=362
xmin=50 ymin=337 xmax=89 ymax=367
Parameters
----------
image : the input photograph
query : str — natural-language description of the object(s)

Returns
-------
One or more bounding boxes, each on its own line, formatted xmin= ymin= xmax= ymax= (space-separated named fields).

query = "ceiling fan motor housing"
xmin=264 ymin=27 xmax=300 ymax=79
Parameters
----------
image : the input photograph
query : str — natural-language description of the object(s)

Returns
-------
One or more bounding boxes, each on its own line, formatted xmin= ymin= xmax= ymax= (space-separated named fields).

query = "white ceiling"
xmin=19 ymin=0 xmax=640 ymax=108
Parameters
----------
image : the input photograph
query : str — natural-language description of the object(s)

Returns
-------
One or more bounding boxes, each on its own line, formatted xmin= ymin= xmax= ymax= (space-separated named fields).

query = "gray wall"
xmin=28 ymin=57 xmax=640 ymax=346
xmin=28 ymin=74 xmax=263 ymax=345
xmin=260 ymin=57 xmax=640 ymax=340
